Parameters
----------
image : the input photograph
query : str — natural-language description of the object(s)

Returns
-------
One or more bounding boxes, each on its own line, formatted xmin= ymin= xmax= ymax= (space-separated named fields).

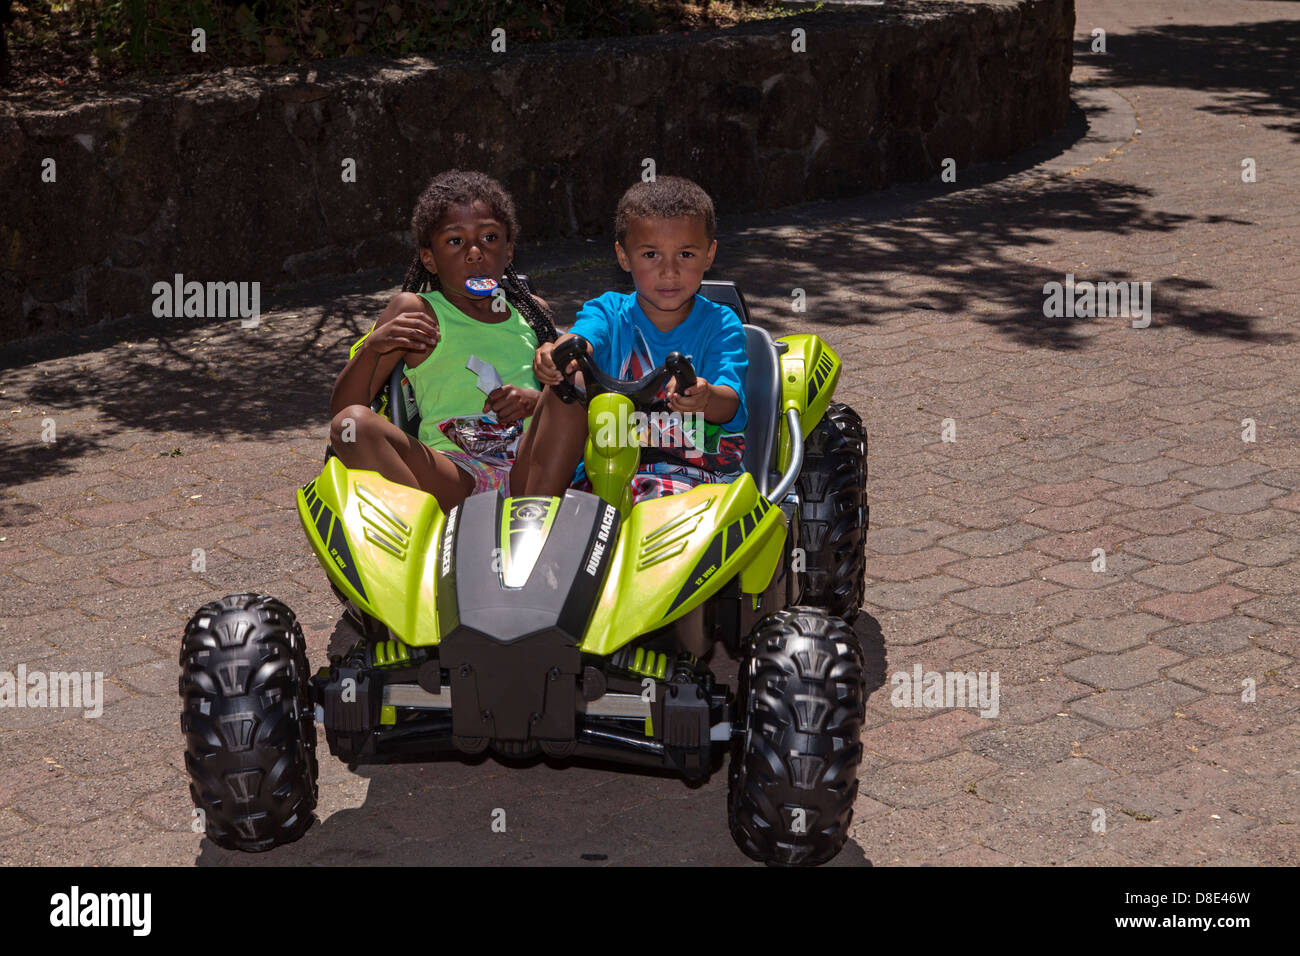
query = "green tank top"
xmin=406 ymin=290 xmax=539 ymax=454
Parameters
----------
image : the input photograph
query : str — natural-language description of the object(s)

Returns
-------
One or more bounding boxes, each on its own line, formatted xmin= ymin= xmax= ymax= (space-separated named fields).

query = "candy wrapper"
xmin=438 ymin=415 xmax=523 ymax=461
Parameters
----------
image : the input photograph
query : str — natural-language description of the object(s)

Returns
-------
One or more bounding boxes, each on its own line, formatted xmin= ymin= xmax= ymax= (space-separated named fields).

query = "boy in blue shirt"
xmin=512 ymin=176 xmax=748 ymax=501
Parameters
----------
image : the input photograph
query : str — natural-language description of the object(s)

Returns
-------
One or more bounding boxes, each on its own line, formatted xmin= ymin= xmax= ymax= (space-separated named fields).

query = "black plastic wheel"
xmin=179 ymin=593 xmax=319 ymax=852
xmin=728 ymin=607 xmax=865 ymax=866
xmin=796 ymin=402 xmax=867 ymax=622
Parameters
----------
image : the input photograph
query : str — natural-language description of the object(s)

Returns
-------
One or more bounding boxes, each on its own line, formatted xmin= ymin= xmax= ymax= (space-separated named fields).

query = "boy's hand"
xmin=369 ymin=312 xmax=439 ymax=355
xmin=668 ymin=377 xmax=711 ymax=414
xmin=484 ymin=385 xmax=540 ymax=423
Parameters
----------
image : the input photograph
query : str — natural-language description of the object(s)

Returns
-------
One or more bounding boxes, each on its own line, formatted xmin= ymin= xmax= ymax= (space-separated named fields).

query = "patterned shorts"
xmin=576 ymin=463 xmax=740 ymax=504
xmin=444 ymin=452 xmax=513 ymax=495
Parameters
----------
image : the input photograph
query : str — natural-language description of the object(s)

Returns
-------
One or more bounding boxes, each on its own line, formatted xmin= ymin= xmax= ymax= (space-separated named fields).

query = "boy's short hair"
xmin=615 ymin=176 xmax=716 ymax=246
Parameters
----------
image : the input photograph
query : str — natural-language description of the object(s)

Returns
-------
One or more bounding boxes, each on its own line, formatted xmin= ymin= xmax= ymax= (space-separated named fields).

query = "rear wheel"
xmin=180 ymin=593 xmax=318 ymax=852
xmin=796 ymin=402 xmax=867 ymax=622
xmin=728 ymin=607 xmax=865 ymax=866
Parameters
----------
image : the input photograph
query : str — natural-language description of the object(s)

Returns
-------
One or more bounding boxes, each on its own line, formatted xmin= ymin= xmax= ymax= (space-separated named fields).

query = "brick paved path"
xmin=1 ymin=0 xmax=1297 ymax=865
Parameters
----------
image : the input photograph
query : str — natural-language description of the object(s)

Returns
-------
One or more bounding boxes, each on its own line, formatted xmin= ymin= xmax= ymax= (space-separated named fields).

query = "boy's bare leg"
xmin=331 ymin=405 xmax=474 ymax=509
xmin=512 ymin=387 xmax=588 ymax=497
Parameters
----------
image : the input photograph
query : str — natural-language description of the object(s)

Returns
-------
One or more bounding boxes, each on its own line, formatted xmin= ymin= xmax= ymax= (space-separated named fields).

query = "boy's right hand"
xmin=368 ymin=312 xmax=439 ymax=355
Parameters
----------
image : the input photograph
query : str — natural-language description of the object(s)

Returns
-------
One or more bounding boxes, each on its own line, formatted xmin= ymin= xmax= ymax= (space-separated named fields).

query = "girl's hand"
xmin=533 ymin=342 xmax=562 ymax=385
xmin=367 ymin=312 xmax=439 ymax=355
xmin=484 ymin=385 xmax=540 ymax=423
xmin=668 ymin=377 xmax=711 ymax=414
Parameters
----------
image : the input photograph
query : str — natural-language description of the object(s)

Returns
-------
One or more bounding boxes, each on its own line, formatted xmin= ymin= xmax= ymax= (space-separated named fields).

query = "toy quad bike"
xmin=180 ymin=280 xmax=868 ymax=866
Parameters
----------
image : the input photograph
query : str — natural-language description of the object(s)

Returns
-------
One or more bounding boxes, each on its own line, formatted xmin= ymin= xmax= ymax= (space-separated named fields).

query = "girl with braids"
xmin=329 ymin=170 xmax=558 ymax=509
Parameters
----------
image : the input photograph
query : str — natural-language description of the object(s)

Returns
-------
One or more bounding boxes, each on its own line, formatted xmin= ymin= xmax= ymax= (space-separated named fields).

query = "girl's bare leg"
xmin=511 ymin=387 xmax=588 ymax=497
xmin=331 ymin=404 xmax=475 ymax=509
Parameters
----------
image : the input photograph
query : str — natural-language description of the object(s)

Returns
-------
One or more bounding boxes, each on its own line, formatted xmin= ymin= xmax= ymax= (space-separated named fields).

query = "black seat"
xmin=697 ymin=280 xmax=782 ymax=498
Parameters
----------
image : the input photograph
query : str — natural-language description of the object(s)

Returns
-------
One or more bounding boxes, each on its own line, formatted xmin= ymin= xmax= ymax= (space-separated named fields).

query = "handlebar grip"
xmin=665 ymin=351 xmax=697 ymax=393
xmin=549 ymin=336 xmax=590 ymax=404
xmin=552 ymin=335 xmax=590 ymax=374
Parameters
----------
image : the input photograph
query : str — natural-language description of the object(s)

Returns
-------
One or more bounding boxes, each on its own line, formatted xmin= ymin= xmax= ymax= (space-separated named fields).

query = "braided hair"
xmin=401 ymin=170 xmax=558 ymax=345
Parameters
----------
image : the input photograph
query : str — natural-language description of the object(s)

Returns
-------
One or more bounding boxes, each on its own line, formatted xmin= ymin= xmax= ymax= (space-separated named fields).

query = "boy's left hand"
xmin=484 ymin=385 xmax=540 ymax=423
xmin=668 ymin=377 xmax=711 ymax=414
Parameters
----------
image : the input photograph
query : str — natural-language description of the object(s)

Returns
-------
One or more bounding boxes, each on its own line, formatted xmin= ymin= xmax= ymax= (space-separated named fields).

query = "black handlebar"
xmin=550 ymin=336 xmax=698 ymax=412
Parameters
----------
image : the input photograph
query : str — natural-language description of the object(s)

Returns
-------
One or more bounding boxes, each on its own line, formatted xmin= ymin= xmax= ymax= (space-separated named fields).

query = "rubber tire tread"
xmin=179 ymin=593 xmax=319 ymax=852
xmin=796 ymin=402 xmax=867 ymax=622
xmin=728 ymin=607 xmax=866 ymax=866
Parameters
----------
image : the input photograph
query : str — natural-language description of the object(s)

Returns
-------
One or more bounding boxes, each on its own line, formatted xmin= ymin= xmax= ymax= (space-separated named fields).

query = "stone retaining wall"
xmin=0 ymin=0 xmax=1074 ymax=344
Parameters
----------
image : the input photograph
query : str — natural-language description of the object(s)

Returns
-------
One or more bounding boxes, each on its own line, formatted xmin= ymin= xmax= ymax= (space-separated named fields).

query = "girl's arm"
xmin=329 ymin=292 xmax=438 ymax=417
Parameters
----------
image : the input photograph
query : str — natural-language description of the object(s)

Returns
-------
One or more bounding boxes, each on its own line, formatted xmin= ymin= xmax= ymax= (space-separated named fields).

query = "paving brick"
xmin=1228 ymin=564 xmax=1300 ymax=596
xmin=1213 ymin=779 xmax=1300 ymax=826
xmin=1045 ymin=581 xmax=1162 ymax=620
xmin=856 ymin=795 xmax=1009 ymax=864
xmin=1101 ymin=479 xmax=1198 ymax=510
xmin=1071 ymin=680 xmax=1204 ymax=730
xmin=65 ymin=494 xmax=190 ymax=528
xmin=945 ymin=551 xmax=1055 ymax=586
xmin=1172 ymin=461 xmax=1270 ymax=489
xmin=1094 ymin=458 xmax=1183 ymax=487
xmin=1023 ymin=499 xmax=1122 ymax=532
xmin=937 ymin=523 xmax=1045 ymax=557
xmin=1039 ymin=552 xmax=1151 ymax=590
xmin=1151 ymin=617 xmax=1269 ymax=656
xmin=1132 ymin=556 xmax=1243 ymax=593
xmin=1030 ymin=524 xmax=1141 ymax=560
xmin=1238 ymin=594 xmax=1300 ymax=627
xmin=974 ymin=805 xmax=1121 ymax=865
xmin=1141 ymin=584 xmax=1255 ymax=622
xmin=951 ymin=607 xmax=1075 ymax=648
xmin=948 ymin=579 xmax=1060 ymax=614
xmin=1105 ymin=808 xmax=1260 ymax=867
xmin=872 ymin=603 xmax=975 ymax=647
xmin=1180 ymin=684 xmax=1300 ymax=737
xmin=1123 ymin=529 xmax=1224 ymax=563
xmin=867 ymin=547 xmax=963 ymax=582
xmin=1188 ymin=483 xmax=1285 ymax=515
xmin=860 ymin=711 xmax=987 ymax=762
xmin=865 ymin=522 xmax=961 ymax=555
xmin=965 ymin=716 xmax=1105 ymax=769
xmin=1114 ymin=505 xmax=1212 ymax=535
xmin=1166 ymin=648 xmax=1294 ymax=695
xmin=1081 ymin=718 xmax=1227 ymax=774
xmin=926 ymin=844 xmax=1019 ymax=866
xmin=994 ymin=677 xmax=1094 ymax=725
xmin=1019 ymin=479 xmax=1120 ymax=507
xmin=1090 ymin=437 xmax=1176 ymax=464
xmin=1064 ymin=646 xmax=1186 ymax=690
xmin=973 ymin=758 xmax=1115 ymax=812
xmin=1235 ymin=824 xmax=1300 ymax=866
xmin=860 ymin=752 xmax=1001 ymax=810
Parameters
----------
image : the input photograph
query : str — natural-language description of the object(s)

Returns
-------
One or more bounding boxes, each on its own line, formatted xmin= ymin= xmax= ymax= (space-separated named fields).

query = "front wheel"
xmin=728 ymin=607 xmax=866 ymax=866
xmin=180 ymin=593 xmax=319 ymax=852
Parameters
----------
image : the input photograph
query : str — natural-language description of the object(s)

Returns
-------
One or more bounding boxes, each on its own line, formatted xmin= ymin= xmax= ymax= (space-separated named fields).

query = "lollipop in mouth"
xmin=465 ymin=276 xmax=499 ymax=296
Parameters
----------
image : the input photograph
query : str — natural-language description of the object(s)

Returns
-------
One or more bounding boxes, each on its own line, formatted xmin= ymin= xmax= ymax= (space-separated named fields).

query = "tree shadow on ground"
xmin=1078 ymin=18 xmax=1300 ymax=143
